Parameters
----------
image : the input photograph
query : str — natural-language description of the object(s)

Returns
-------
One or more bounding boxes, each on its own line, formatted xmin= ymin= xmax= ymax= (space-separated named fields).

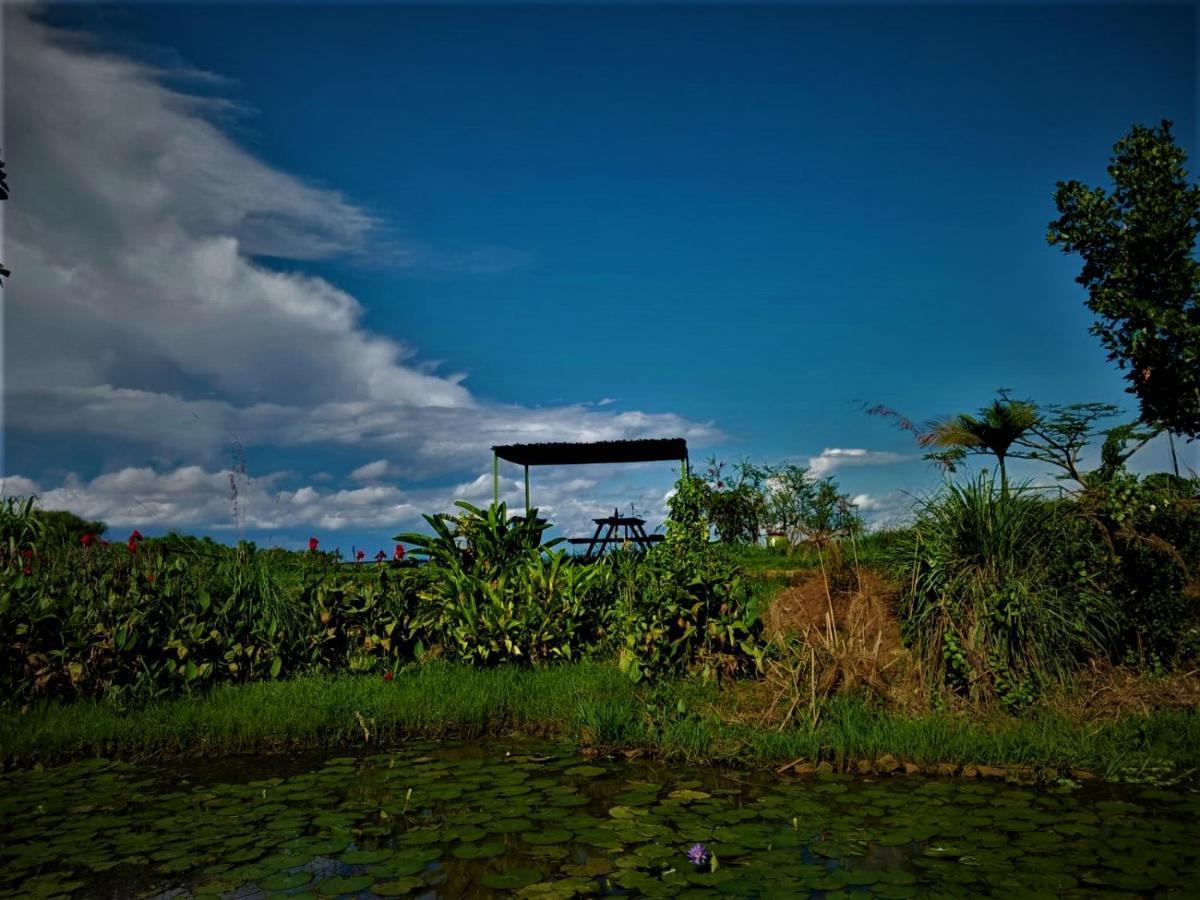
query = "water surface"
xmin=0 ymin=739 xmax=1196 ymax=898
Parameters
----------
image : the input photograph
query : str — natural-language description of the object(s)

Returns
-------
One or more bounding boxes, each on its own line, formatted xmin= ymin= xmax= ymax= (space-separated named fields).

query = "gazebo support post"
xmin=524 ymin=464 xmax=530 ymax=515
xmin=493 ymin=451 xmax=499 ymax=506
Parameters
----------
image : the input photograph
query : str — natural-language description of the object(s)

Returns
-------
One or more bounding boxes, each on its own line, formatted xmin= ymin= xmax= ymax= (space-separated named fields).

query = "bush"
xmin=398 ymin=501 xmax=610 ymax=665
xmin=0 ymin=531 xmax=419 ymax=706
xmin=894 ymin=474 xmax=1114 ymax=709
xmin=1076 ymin=473 xmax=1200 ymax=665
xmin=607 ymin=543 xmax=764 ymax=684
xmin=1 ymin=491 xmax=769 ymax=708
xmin=400 ymin=494 xmax=765 ymax=680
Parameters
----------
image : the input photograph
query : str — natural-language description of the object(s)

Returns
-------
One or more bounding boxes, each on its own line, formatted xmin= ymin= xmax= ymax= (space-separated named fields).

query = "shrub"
xmin=606 ymin=543 xmax=764 ymax=684
xmin=894 ymin=474 xmax=1114 ymax=709
xmin=1 ymin=492 xmax=769 ymax=707
xmin=0 ymin=533 xmax=419 ymax=706
xmin=1075 ymin=473 xmax=1200 ymax=665
xmin=397 ymin=501 xmax=611 ymax=665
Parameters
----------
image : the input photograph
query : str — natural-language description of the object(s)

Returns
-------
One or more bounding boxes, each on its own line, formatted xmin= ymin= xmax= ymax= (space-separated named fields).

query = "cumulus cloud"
xmin=3 ymin=9 xmax=717 ymax=479
xmin=808 ymin=448 xmax=909 ymax=477
xmin=4 ymin=465 xmax=420 ymax=534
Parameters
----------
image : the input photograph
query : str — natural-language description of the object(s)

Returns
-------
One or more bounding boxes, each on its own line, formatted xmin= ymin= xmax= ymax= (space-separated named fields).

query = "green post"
xmin=493 ymin=452 xmax=499 ymax=505
xmin=524 ymin=465 xmax=530 ymax=515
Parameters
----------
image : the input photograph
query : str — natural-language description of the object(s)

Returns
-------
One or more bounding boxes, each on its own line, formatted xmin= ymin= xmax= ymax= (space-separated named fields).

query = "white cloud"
xmin=4 ymin=465 xmax=419 ymax=536
xmin=3 ymin=10 xmax=719 ymax=479
xmin=808 ymin=448 xmax=909 ymax=477
xmin=1 ymin=460 xmax=674 ymax=546
xmin=453 ymin=473 xmax=507 ymax=500
xmin=849 ymin=491 xmax=912 ymax=529
xmin=1 ymin=476 xmax=40 ymax=499
xmin=349 ymin=459 xmax=391 ymax=481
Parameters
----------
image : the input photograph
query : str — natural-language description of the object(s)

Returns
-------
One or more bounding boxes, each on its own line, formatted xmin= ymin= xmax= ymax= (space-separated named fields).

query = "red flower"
xmin=22 ymin=566 xmax=32 ymax=576
xmin=374 ymin=550 xmax=387 ymax=562
xmin=81 ymin=533 xmax=95 ymax=548
xmin=308 ymin=537 xmax=319 ymax=552
xmin=130 ymin=530 xmax=143 ymax=542
xmin=127 ymin=538 xmax=138 ymax=554
xmin=20 ymin=548 xmax=33 ymax=560
xmin=383 ymin=670 xmax=394 ymax=682
xmin=356 ymin=549 xmax=365 ymax=562
xmin=394 ymin=544 xmax=406 ymax=561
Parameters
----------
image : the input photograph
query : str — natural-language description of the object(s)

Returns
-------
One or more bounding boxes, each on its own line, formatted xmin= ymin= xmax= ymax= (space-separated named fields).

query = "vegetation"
xmin=895 ymin=475 xmax=1115 ymax=710
xmin=5 ymin=704 xmax=1199 ymax=900
xmin=3 ymin=663 xmax=1198 ymax=779
xmin=0 ymin=491 xmax=763 ymax=707
xmin=0 ymin=123 xmax=1197 ymax=790
xmin=1049 ymin=119 xmax=1200 ymax=440
xmin=920 ymin=394 xmax=1039 ymax=491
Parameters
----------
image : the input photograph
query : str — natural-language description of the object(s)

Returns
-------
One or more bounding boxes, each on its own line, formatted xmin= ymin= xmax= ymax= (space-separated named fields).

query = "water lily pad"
xmin=316 ymin=874 xmax=375 ymax=895
xmin=260 ymin=870 xmax=312 ymax=891
xmin=669 ymin=789 xmax=712 ymax=802
xmin=564 ymin=765 xmax=606 ymax=778
xmin=373 ymin=877 xmax=426 ymax=896
xmin=368 ymin=857 xmax=427 ymax=878
xmin=481 ymin=867 xmax=543 ymax=889
xmin=452 ymin=841 xmax=507 ymax=859
xmin=486 ymin=818 xmax=533 ymax=834
xmin=340 ymin=848 xmax=392 ymax=865
xmin=523 ymin=829 xmax=572 ymax=845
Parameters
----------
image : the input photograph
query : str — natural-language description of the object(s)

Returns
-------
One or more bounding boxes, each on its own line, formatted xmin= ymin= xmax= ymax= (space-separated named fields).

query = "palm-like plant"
xmin=921 ymin=395 xmax=1040 ymax=493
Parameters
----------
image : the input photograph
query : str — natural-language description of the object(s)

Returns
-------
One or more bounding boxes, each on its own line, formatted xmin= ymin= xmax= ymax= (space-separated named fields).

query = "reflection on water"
xmin=0 ymin=738 xmax=1197 ymax=898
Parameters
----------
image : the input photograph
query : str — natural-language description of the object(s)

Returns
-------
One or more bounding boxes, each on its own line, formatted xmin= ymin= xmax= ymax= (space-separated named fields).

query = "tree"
xmin=1048 ymin=120 xmax=1200 ymax=439
xmin=921 ymin=393 xmax=1039 ymax=493
xmin=757 ymin=463 xmax=814 ymax=549
xmin=1010 ymin=402 xmax=1155 ymax=488
xmin=700 ymin=458 xmax=767 ymax=544
xmin=754 ymin=463 xmax=859 ymax=550
xmin=34 ymin=509 xmax=107 ymax=547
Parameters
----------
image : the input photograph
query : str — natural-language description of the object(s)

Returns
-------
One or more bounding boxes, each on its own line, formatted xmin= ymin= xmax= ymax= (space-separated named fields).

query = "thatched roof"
xmin=492 ymin=438 xmax=688 ymax=467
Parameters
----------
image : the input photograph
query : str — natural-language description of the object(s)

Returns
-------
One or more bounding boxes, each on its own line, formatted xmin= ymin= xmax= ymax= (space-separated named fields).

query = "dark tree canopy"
xmin=1048 ymin=120 xmax=1200 ymax=439
xmin=33 ymin=509 xmax=107 ymax=547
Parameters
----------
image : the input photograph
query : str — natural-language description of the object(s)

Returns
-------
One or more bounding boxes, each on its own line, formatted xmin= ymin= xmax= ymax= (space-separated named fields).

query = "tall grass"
xmin=3 ymin=664 xmax=1196 ymax=778
xmin=896 ymin=473 xmax=1113 ymax=709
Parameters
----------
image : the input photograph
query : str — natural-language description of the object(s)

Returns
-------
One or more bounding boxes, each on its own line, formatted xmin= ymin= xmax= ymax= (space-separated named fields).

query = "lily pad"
xmin=481 ymin=867 xmax=543 ymax=889
xmin=316 ymin=874 xmax=375 ymax=895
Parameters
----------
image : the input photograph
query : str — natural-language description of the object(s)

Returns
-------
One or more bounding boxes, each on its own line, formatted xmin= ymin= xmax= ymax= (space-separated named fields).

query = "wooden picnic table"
xmin=568 ymin=509 xmax=664 ymax=559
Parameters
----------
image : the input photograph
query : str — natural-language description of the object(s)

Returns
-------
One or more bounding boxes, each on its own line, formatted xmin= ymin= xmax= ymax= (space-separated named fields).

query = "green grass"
xmin=3 ymin=662 xmax=1197 ymax=780
xmin=725 ymin=530 xmax=906 ymax=576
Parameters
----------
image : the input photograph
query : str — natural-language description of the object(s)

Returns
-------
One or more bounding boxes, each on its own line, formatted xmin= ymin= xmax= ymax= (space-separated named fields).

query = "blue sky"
xmin=3 ymin=2 xmax=1197 ymax=554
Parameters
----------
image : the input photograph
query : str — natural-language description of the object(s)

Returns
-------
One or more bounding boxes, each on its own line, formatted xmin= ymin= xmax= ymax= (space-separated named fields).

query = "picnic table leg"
xmin=631 ymin=522 xmax=650 ymax=550
xmin=601 ymin=521 xmax=618 ymax=555
xmin=584 ymin=521 xmax=605 ymax=560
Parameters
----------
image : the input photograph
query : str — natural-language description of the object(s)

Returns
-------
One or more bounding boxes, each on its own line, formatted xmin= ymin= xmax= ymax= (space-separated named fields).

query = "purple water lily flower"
xmin=687 ymin=843 xmax=709 ymax=866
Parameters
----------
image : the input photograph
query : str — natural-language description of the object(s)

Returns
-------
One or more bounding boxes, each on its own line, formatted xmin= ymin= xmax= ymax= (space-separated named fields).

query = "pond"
xmin=0 ymin=739 xmax=1196 ymax=898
